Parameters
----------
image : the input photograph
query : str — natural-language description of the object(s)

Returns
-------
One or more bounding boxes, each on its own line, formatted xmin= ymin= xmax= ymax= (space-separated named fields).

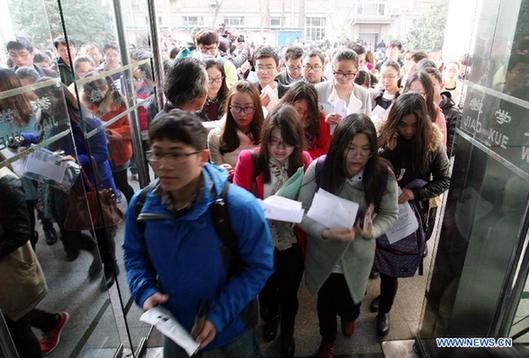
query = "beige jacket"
xmin=315 ymin=80 xmax=372 ymax=117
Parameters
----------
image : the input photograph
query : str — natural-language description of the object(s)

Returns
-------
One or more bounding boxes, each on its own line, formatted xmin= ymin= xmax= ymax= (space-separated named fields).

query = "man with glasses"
xmin=123 ymin=110 xmax=273 ymax=357
xmin=193 ymin=30 xmax=238 ymax=89
xmin=302 ymin=49 xmax=327 ymax=85
xmin=6 ymin=37 xmax=56 ymax=78
xmin=253 ymin=46 xmax=289 ymax=111
xmin=276 ymin=46 xmax=304 ymax=86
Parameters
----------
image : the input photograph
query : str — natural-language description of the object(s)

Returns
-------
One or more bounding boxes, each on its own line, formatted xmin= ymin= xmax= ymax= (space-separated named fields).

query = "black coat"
xmin=379 ymin=127 xmax=451 ymax=201
xmin=440 ymin=91 xmax=462 ymax=157
xmin=0 ymin=169 xmax=32 ymax=258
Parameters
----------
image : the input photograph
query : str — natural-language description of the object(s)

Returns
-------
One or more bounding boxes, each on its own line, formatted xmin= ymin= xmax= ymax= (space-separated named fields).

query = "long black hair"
xmin=404 ymin=70 xmax=436 ymax=121
xmin=255 ymin=104 xmax=305 ymax=183
xmin=220 ymin=80 xmax=264 ymax=154
xmin=204 ymin=59 xmax=228 ymax=118
xmin=378 ymin=92 xmax=434 ymax=174
xmin=279 ymin=81 xmax=321 ymax=139
xmin=320 ymin=114 xmax=389 ymax=212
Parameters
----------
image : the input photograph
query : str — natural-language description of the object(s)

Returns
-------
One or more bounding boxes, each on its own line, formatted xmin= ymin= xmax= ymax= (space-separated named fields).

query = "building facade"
xmin=133 ymin=0 xmax=437 ymax=49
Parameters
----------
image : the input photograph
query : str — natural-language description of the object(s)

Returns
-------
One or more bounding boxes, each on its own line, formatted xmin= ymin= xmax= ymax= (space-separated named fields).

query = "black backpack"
xmin=134 ymin=181 xmax=257 ymax=327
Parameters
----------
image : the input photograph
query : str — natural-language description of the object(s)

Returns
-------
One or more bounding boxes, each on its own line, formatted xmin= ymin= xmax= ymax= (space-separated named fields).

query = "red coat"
xmin=89 ymin=103 xmax=133 ymax=168
xmin=233 ymin=149 xmax=313 ymax=199
xmin=307 ymin=112 xmax=331 ymax=159
xmin=233 ymin=149 xmax=312 ymax=254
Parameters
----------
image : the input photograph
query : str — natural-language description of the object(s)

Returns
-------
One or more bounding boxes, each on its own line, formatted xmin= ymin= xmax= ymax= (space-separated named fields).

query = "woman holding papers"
xmin=279 ymin=82 xmax=331 ymax=159
xmin=374 ymin=93 xmax=450 ymax=337
xmin=233 ymin=105 xmax=312 ymax=357
xmin=315 ymin=49 xmax=372 ymax=131
xmin=371 ymin=60 xmax=401 ymax=126
xmin=298 ymin=114 xmax=398 ymax=358
xmin=207 ymin=80 xmax=264 ymax=179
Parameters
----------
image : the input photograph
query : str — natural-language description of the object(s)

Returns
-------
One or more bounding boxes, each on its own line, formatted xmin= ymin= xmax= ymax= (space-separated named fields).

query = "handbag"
xmin=0 ymin=241 xmax=48 ymax=321
xmin=374 ymin=200 xmax=426 ymax=278
xmin=63 ymin=169 xmax=123 ymax=231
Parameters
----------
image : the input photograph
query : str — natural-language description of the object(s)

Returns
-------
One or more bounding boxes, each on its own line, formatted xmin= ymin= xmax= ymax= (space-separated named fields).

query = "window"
xmin=182 ymin=16 xmax=204 ymax=28
xmin=224 ymin=16 xmax=244 ymax=27
xmin=356 ymin=2 xmax=387 ymax=17
xmin=306 ymin=17 xmax=326 ymax=42
xmin=270 ymin=16 xmax=281 ymax=27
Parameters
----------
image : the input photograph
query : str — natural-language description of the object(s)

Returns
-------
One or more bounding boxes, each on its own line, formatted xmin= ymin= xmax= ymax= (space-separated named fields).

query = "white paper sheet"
xmin=306 ymin=188 xmax=359 ymax=229
xmin=385 ymin=201 xmax=419 ymax=244
xmin=140 ymin=306 xmax=199 ymax=356
xmin=330 ymin=98 xmax=348 ymax=134
xmin=24 ymin=149 xmax=66 ymax=183
xmin=258 ymin=195 xmax=304 ymax=223
xmin=261 ymin=85 xmax=279 ymax=111
xmin=371 ymin=105 xmax=387 ymax=125
xmin=201 ymin=120 xmax=222 ymax=130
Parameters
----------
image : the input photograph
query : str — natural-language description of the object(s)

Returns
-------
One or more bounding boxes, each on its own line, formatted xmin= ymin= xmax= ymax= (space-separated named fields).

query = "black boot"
xmin=376 ymin=312 xmax=390 ymax=337
xmin=103 ymin=261 xmax=120 ymax=288
xmin=370 ymin=296 xmax=380 ymax=313
xmin=88 ymin=249 xmax=102 ymax=280
xmin=43 ymin=223 xmax=58 ymax=245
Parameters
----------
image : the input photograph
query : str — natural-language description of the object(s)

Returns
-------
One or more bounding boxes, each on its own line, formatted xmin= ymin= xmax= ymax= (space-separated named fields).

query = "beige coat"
xmin=0 ymin=167 xmax=48 ymax=321
xmin=315 ymin=80 xmax=372 ymax=117
xmin=298 ymin=161 xmax=398 ymax=303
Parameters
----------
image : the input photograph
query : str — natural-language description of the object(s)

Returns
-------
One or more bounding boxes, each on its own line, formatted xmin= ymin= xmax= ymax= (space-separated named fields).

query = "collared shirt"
xmin=345 ymin=168 xmax=364 ymax=187
xmin=152 ymin=175 xmax=205 ymax=217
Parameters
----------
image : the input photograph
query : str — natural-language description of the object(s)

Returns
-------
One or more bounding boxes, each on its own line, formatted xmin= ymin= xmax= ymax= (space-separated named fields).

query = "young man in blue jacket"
xmin=123 ymin=109 xmax=273 ymax=357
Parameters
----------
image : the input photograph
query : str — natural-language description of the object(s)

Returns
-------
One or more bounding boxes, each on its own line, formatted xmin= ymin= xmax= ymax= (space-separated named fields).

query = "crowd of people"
xmin=3 ymin=22 xmax=514 ymax=358
xmin=121 ymin=29 xmax=463 ymax=358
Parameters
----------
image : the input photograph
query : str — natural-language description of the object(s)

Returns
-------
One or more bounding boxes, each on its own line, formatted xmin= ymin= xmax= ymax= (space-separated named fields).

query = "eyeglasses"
xmin=333 ymin=71 xmax=357 ymax=80
xmin=346 ymin=146 xmax=372 ymax=159
xmin=208 ymin=76 xmax=224 ymax=84
xmin=382 ymin=75 xmax=397 ymax=80
xmin=256 ymin=65 xmax=276 ymax=73
xmin=230 ymin=105 xmax=255 ymax=114
xmin=9 ymin=50 xmax=31 ymax=59
xmin=270 ymin=137 xmax=294 ymax=149
xmin=303 ymin=64 xmax=322 ymax=72
xmin=146 ymin=150 xmax=200 ymax=164
xmin=288 ymin=65 xmax=302 ymax=71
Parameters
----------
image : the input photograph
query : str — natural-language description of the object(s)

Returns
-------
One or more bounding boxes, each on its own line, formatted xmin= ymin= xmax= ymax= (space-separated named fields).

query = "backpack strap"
xmin=210 ymin=181 xmax=243 ymax=277
xmin=210 ymin=181 xmax=258 ymax=328
xmin=134 ymin=184 xmax=151 ymax=233
xmin=314 ymin=155 xmax=326 ymax=187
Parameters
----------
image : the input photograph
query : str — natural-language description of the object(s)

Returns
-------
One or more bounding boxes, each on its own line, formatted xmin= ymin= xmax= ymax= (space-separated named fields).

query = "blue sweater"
xmin=123 ymin=163 xmax=273 ymax=350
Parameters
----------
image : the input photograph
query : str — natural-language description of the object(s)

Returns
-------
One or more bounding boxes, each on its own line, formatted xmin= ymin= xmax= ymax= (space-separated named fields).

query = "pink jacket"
xmin=233 ymin=149 xmax=313 ymax=199
xmin=434 ymin=105 xmax=447 ymax=149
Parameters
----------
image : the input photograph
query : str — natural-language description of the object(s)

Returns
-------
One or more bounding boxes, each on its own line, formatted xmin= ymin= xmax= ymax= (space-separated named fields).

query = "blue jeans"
xmin=163 ymin=329 xmax=261 ymax=358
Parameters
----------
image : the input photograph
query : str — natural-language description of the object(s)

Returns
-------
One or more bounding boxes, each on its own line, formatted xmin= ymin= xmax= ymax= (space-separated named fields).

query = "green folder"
xmin=276 ymin=167 xmax=305 ymax=200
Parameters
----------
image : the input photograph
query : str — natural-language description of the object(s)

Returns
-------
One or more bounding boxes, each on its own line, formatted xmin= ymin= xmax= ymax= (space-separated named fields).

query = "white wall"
xmin=442 ymin=0 xmax=480 ymax=61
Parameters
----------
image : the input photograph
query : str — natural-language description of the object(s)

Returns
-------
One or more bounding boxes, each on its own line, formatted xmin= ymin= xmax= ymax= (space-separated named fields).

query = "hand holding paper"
xmin=307 ymin=188 xmax=359 ymax=229
xmin=259 ymin=195 xmax=304 ymax=223
xmin=140 ymin=306 xmax=200 ymax=356
xmin=329 ymin=98 xmax=348 ymax=134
